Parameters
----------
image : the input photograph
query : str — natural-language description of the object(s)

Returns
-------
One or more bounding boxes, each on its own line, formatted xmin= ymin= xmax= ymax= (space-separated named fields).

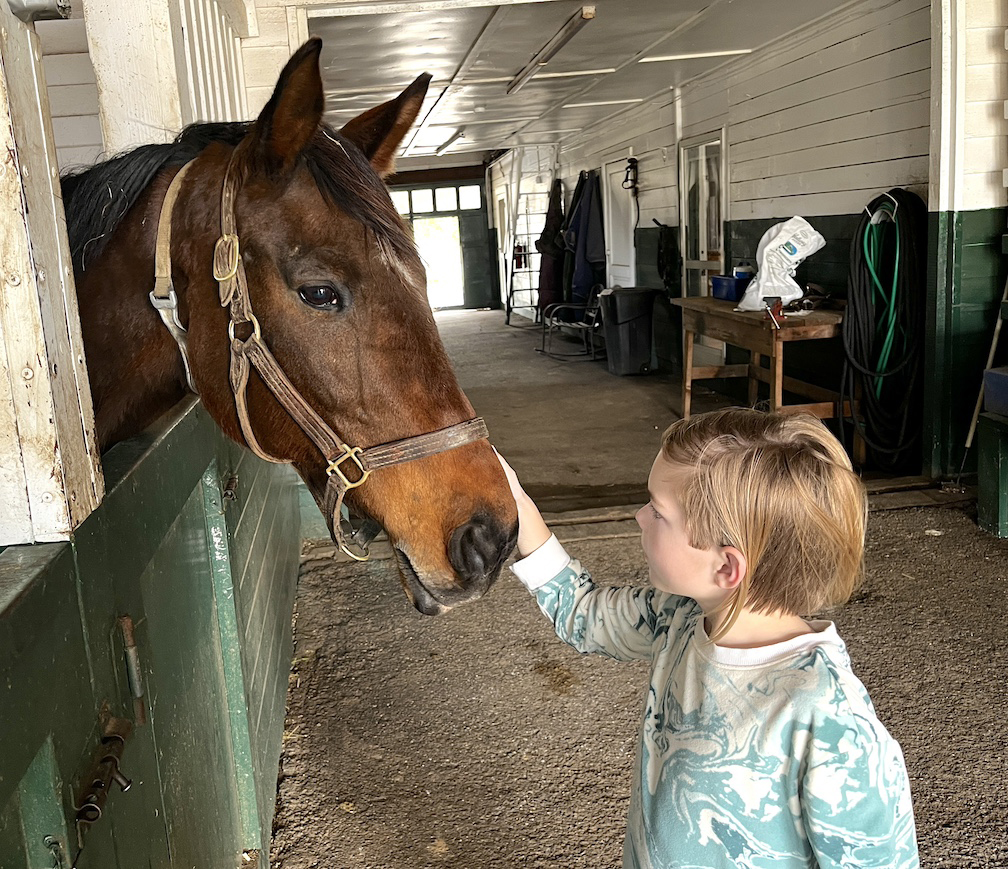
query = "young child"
xmin=497 ymin=408 xmax=918 ymax=869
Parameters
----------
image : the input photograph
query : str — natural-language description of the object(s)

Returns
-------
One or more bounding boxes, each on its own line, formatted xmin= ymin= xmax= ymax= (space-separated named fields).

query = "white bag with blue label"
xmin=734 ymin=216 xmax=825 ymax=312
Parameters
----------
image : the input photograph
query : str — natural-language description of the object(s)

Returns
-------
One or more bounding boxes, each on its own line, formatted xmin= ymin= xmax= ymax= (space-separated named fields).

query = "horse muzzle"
xmin=395 ymin=514 xmax=517 ymax=615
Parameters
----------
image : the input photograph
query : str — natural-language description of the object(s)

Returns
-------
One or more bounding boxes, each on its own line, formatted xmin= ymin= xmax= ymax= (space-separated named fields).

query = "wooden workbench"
xmin=672 ymin=296 xmax=848 ymax=420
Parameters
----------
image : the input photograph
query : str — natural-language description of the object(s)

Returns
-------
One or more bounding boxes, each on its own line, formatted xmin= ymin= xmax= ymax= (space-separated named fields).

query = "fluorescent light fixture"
xmin=506 ymin=5 xmax=595 ymax=96
xmin=537 ymin=67 xmax=615 ymax=79
xmin=639 ymin=49 xmax=752 ymax=63
xmin=434 ymin=117 xmax=538 ymax=126
xmin=435 ymin=128 xmax=465 ymax=156
xmin=563 ymin=98 xmax=644 ymax=108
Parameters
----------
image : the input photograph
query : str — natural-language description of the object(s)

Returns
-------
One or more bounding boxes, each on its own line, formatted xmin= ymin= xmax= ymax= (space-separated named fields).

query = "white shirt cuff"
xmin=510 ymin=534 xmax=571 ymax=590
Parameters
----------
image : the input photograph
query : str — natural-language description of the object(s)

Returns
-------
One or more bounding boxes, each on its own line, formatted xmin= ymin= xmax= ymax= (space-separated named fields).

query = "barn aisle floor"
xmin=270 ymin=310 xmax=1008 ymax=869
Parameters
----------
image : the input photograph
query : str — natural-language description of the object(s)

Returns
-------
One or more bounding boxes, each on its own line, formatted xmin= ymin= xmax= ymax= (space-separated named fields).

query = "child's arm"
xmin=801 ymin=693 xmax=919 ymax=868
xmin=497 ymin=451 xmax=673 ymax=662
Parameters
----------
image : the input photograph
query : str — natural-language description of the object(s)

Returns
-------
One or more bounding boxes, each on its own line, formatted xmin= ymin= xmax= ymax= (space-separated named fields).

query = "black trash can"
xmin=599 ymin=287 xmax=657 ymax=376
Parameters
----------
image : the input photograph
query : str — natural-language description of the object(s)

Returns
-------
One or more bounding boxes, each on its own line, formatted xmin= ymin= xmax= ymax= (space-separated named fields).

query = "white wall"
xmin=962 ymin=0 xmax=1008 ymax=209
xmin=176 ymin=0 xmax=249 ymax=125
xmin=37 ymin=17 xmax=103 ymax=170
xmin=556 ymin=0 xmax=932 ymax=229
xmin=726 ymin=0 xmax=931 ymax=219
xmin=559 ymin=92 xmax=679 ymax=228
xmin=240 ymin=1 xmax=304 ymax=114
xmin=39 ymin=0 xmax=250 ymax=171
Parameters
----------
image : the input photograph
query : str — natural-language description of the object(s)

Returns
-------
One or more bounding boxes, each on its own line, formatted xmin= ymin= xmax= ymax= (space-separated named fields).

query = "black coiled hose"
xmin=839 ymin=188 xmax=927 ymax=472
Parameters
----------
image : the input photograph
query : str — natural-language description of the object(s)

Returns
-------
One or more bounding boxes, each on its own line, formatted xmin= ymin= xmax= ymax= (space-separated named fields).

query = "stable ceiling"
xmin=309 ymin=0 xmax=840 ymax=168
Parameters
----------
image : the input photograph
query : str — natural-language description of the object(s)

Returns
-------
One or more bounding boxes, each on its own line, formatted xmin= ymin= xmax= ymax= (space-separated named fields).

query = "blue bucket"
xmin=711 ymin=275 xmax=752 ymax=303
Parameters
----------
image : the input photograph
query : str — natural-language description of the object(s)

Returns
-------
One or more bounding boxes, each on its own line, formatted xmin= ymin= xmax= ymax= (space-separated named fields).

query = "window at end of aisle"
xmin=411 ymin=189 xmax=434 ymax=213
xmin=435 ymin=187 xmax=458 ymax=211
xmin=391 ymin=190 xmax=410 ymax=215
xmin=459 ymin=185 xmax=482 ymax=210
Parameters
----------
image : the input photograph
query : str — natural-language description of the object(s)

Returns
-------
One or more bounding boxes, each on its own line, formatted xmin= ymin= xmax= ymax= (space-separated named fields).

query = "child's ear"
xmin=714 ymin=546 xmax=747 ymax=591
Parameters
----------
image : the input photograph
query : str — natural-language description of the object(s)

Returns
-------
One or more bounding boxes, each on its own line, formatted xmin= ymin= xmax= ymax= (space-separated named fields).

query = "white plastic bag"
xmin=735 ymin=216 xmax=825 ymax=312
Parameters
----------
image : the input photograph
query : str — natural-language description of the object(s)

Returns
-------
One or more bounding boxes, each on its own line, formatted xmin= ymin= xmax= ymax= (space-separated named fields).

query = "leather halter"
xmin=150 ymin=154 xmax=489 ymax=561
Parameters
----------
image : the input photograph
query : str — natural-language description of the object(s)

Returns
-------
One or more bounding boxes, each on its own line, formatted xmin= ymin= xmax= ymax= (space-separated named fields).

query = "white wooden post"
xmin=82 ymin=0 xmax=250 ymax=147
xmin=0 ymin=0 xmax=103 ymax=545
xmin=80 ymin=0 xmax=185 ymax=150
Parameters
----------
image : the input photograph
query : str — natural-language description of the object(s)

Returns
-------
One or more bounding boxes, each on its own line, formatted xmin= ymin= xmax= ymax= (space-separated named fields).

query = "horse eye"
xmin=298 ymin=283 xmax=346 ymax=311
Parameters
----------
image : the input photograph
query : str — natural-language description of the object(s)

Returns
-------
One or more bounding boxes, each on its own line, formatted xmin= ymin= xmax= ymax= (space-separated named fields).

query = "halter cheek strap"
xmin=151 ymin=163 xmax=199 ymax=394
xmin=150 ymin=154 xmax=490 ymax=562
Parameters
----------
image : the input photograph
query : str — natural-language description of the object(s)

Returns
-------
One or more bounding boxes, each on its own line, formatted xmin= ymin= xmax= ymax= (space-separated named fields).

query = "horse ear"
xmin=248 ymin=38 xmax=324 ymax=175
xmin=340 ymin=73 xmax=431 ymax=177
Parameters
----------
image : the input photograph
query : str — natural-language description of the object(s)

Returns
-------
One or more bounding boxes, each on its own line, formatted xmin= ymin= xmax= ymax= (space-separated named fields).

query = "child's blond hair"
xmin=661 ymin=408 xmax=867 ymax=641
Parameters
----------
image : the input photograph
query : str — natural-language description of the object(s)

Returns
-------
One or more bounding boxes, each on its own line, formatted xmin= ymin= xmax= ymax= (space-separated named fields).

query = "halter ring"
xmin=326 ymin=445 xmax=371 ymax=489
xmin=228 ymin=314 xmax=261 ymax=343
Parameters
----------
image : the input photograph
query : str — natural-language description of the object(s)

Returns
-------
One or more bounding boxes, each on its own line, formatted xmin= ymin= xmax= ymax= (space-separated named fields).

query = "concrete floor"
xmin=436 ymin=309 xmax=700 ymax=509
xmin=271 ymin=308 xmax=1008 ymax=869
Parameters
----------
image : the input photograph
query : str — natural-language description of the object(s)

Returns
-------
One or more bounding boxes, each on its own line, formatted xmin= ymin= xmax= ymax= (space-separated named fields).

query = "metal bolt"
xmin=110 ymin=768 xmax=132 ymax=792
xmin=8 ymin=273 xmax=21 ymax=286
xmin=41 ymin=492 xmax=53 ymax=503
xmin=43 ymin=835 xmax=63 ymax=869
xmin=21 ymin=367 xmax=33 ymax=380
xmin=37 ymin=268 xmax=46 ymax=283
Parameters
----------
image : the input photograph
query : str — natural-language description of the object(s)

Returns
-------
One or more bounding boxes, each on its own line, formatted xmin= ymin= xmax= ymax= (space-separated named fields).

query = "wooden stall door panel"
xmin=138 ymin=482 xmax=244 ymax=868
xmin=83 ymin=618 xmax=173 ymax=869
xmin=218 ymin=448 xmax=299 ymax=855
xmin=0 ymin=796 xmax=25 ymax=868
xmin=0 ymin=544 xmax=112 ymax=868
xmin=459 ymin=212 xmax=496 ymax=309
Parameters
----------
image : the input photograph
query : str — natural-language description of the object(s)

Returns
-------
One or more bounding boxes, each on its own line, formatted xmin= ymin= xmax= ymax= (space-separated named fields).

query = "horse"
xmin=60 ymin=38 xmax=517 ymax=615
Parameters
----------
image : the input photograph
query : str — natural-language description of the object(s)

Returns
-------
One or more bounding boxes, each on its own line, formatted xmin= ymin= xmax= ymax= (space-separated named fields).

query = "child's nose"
xmin=635 ymin=505 xmax=647 ymax=528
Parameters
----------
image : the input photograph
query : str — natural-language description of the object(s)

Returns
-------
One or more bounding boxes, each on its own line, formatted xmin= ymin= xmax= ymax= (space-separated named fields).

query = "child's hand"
xmin=494 ymin=448 xmax=526 ymax=500
xmin=494 ymin=449 xmax=552 ymax=558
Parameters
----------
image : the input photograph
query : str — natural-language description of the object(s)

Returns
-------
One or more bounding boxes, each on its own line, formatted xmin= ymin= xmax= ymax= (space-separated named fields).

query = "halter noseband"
xmin=150 ymin=155 xmax=489 ymax=561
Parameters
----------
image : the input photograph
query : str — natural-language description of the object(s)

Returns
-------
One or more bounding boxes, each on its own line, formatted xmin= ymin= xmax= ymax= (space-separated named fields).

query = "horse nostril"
xmin=448 ymin=513 xmax=515 ymax=585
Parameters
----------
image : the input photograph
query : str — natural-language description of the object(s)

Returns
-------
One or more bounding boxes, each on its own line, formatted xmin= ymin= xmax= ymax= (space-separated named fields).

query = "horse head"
xmin=70 ymin=40 xmax=517 ymax=614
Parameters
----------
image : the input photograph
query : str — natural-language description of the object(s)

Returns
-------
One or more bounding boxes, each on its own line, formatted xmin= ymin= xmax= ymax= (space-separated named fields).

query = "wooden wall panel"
xmin=559 ymin=92 xmax=679 ymax=229
xmin=553 ymin=0 xmax=932 ymax=231
xmin=962 ymin=0 xmax=1008 ymax=208
xmin=724 ymin=0 xmax=931 ymax=219
xmin=178 ymin=0 xmax=249 ymax=124
xmin=37 ymin=20 xmax=102 ymax=170
xmin=0 ymin=2 xmax=103 ymax=545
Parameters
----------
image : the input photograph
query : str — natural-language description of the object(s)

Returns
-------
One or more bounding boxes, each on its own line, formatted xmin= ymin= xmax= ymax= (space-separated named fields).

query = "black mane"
xmin=61 ymin=121 xmax=418 ymax=273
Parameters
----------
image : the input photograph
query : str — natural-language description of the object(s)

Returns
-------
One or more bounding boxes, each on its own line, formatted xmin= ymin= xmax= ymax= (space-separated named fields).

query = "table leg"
xmin=683 ymin=330 xmax=694 ymax=419
xmin=748 ymin=352 xmax=760 ymax=408
xmin=769 ymin=340 xmax=783 ymax=411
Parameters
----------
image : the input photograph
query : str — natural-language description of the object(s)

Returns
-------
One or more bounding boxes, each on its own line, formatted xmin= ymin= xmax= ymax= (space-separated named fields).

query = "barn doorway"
xmin=390 ymin=182 xmax=497 ymax=311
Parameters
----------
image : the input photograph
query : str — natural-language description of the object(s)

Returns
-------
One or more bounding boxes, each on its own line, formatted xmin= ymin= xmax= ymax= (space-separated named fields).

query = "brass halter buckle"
xmin=213 ymin=233 xmax=240 ymax=281
xmin=326 ymin=445 xmax=371 ymax=490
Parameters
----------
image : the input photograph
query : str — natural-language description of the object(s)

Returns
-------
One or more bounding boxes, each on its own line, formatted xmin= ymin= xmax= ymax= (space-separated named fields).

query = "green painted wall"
xmin=0 ymin=401 xmax=300 ymax=868
xmin=925 ymin=208 xmax=1008 ymax=478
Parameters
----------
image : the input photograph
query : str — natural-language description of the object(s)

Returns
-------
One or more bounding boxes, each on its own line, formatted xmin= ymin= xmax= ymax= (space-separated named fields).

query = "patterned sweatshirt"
xmin=511 ymin=535 xmax=919 ymax=869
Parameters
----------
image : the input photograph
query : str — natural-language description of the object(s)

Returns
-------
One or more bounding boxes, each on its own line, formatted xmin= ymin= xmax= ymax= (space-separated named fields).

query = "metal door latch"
xmin=74 ymin=717 xmax=133 ymax=849
xmin=119 ymin=616 xmax=147 ymax=725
